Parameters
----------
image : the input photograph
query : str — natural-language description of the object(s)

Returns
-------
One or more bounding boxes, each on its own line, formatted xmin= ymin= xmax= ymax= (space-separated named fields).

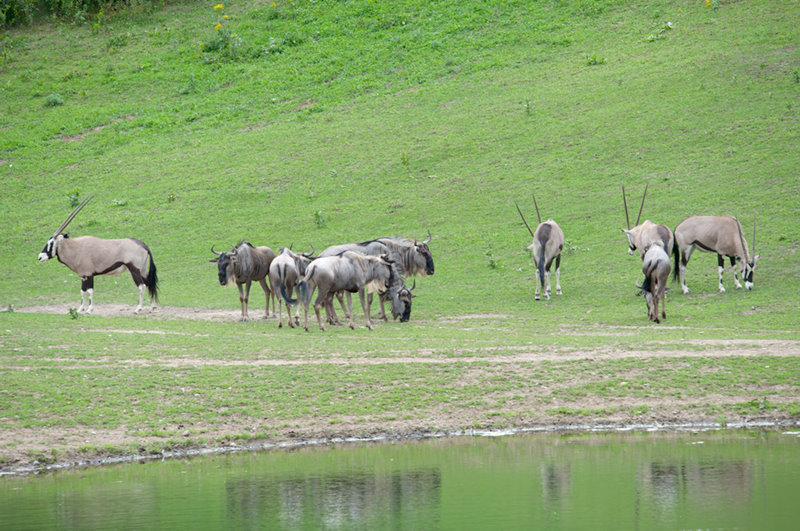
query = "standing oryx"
xmin=210 ymin=242 xmax=276 ymax=321
xmin=269 ymin=245 xmax=315 ymax=328
xmin=294 ymin=251 xmax=399 ymax=332
xmin=639 ymin=242 xmax=671 ymax=323
xmin=673 ymin=215 xmax=759 ymax=294
xmin=515 ymin=195 xmax=564 ymax=300
xmin=37 ymin=195 xmax=159 ymax=314
xmin=621 ymin=185 xmax=676 ymax=259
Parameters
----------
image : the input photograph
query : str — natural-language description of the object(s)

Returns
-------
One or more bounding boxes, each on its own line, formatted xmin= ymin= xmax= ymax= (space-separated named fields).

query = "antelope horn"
xmin=735 ymin=215 xmax=748 ymax=261
xmin=752 ymin=214 xmax=756 ymax=255
xmin=424 ymin=229 xmax=432 ymax=244
xmin=514 ymin=201 xmax=535 ymax=238
xmin=622 ymin=185 xmax=631 ymax=230
xmin=307 ymin=243 xmax=315 ymax=256
xmin=54 ymin=194 xmax=94 ymax=236
xmin=635 ymin=183 xmax=648 ymax=227
xmin=210 ymin=244 xmax=222 ymax=256
xmin=409 ymin=278 xmax=416 ymax=292
xmin=532 ymin=193 xmax=542 ymax=225
xmin=289 ymin=242 xmax=293 ymax=251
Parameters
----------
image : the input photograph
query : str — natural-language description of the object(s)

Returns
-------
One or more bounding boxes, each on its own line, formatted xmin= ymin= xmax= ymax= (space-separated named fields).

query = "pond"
xmin=2 ymin=429 xmax=799 ymax=530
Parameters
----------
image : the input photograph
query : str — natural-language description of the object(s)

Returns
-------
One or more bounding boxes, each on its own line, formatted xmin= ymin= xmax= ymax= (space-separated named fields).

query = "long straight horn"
xmin=54 ymin=194 xmax=94 ymax=236
xmin=622 ymin=186 xmax=630 ymax=230
xmin=635 ymin=183 xmax=648 ymax=227
xmin=752 ymin=214 xmax=756 ymax=255
xmin=514 ymin=201 xmax=535 ymax=238
xmin=532 ymin=193 xmax=542 ymax=225
xmin=735 ymin=215 xmax=748 ymax=260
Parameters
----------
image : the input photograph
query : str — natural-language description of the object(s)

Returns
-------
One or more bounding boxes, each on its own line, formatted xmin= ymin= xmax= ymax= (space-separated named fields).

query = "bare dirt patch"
xmin=4 ymin=303 xmax=800 ymax=475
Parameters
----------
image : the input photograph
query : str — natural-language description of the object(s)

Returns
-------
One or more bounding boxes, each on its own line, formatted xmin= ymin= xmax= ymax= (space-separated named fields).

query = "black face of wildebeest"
xmin=210 ymin=248 xmax=236 ymax=286
xmin=416 ymin=242 xmax=435 ymax=275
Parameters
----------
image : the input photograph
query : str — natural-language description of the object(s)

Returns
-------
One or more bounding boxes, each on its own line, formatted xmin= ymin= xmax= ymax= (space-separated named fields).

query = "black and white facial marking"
xmin=415 ymin=242 xmax=435 ymax=275
xmin=744 ymin=260 xmax=756 ymax=290
xmin=38 ymin=235 xmax=61 ymax=262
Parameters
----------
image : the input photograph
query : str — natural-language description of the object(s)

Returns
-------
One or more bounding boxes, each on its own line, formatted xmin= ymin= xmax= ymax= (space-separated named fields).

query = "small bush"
xmin=44 ymin=93 xmax=64 ymax=107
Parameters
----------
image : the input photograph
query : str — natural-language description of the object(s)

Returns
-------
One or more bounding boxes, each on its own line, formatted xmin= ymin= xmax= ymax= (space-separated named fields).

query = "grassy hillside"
xmin=2 ymin=0 xmax=798 ymax=328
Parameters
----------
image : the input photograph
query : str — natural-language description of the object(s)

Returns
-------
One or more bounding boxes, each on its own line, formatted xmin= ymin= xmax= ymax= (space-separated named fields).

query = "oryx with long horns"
xmin=639 ymin=242 xmax=671 ymax=323
xmin=621 ymin=184 xmax=676 ymax=259
xmin=515 ymin=195 xmax=564 ymax=301
xmin=673 ymin=215 xmax=760 ymax=294
xmin=37 ymin=195 xmax=159 ymax=314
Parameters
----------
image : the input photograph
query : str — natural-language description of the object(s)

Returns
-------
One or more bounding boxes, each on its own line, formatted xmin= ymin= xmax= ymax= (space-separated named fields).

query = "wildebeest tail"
xmin=280 ymin=282 xmax=297 ymax=306
xmin=296 ymin=280 xmax=309 ymax=306
xmin=146 ymin=250 xmax=159 ymax=303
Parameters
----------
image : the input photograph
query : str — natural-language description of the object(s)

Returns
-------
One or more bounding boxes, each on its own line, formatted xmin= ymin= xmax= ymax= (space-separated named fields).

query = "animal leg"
xmin=731 ymin=256 xmax=743 ymax=289
xmin=357 ymin=289 xmax=371 ymax=330
xmin=259 ymin=278 xmax=271 ymax=319
xmin=135 ymin=284 xmax=145 ymax=314
xmin=314 ymin=294 xmax=326 ymax=332
xmin=239 ymin=282 xmax=250 ymax=321
xmin=544 ymin=270 xmax=551 ymax=301
xmin=717 ymin=254 xmax=726 ymax=293
xmin=79 ymin=277 xmax=94 ymax=314
xmin=555 ymin=256 xmax=562 ymax=295
xmin=679 ymin=247 xmax=692 ymax=294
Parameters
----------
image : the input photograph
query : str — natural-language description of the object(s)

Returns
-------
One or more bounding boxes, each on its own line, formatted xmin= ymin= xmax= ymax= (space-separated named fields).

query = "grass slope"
xmin=0 ymin=0 xmax=799 ymax=467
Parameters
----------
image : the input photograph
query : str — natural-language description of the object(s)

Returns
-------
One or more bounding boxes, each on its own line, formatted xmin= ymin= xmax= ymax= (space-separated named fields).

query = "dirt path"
xmin=4 ymin=303 xmax=800 ymax=475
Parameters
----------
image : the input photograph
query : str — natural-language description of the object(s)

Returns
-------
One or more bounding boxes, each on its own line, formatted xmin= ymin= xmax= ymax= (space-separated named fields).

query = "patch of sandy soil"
xmin=3 ymin=303 xmax=799 ymax=475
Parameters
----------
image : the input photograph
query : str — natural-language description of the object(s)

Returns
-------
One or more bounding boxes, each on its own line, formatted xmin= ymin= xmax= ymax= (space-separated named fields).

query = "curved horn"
xmin=54 ymin=194 xmax=94 ymax=236
xmin=307 ymin=243 xmax=315 ymax=256
xmin=514 ymin=201 xmax=535 ymax=238
xmin=532 ymin=193 xmax=542 ymax=225
xmin=622 ymin=185 xmax=630 ymax=230
xmin=423 ymin=230 xmax=432 ymax=244
xmin=409 ymin=278 xmax=416 ymax=292
xmin=635 ymin=183 xmax=648 ymax=227
xmin=210 ymin=244 xmax=222 ymax=256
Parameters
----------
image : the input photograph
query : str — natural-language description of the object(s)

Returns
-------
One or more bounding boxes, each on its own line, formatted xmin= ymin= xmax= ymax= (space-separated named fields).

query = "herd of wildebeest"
xmin=37 ymin=187 xmax=759 ymax=328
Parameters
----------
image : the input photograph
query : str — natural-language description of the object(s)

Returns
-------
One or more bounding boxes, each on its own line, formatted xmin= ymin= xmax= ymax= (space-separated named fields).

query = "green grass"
xmin=1 ymin=0 xmax=799 ymax=464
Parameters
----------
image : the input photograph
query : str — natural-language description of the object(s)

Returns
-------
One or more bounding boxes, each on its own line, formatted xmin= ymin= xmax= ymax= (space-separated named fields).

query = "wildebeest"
xmin=673 ymin=215 xmax=759 ymax=294
xmin=294 ymin=251 xmax=398 ymax=332
xmin=210 ymin=242 xmax=276 ymax=321
xmin=269 ymin=246 xmax=314 ymax=328
xmin=37 ymin=195 xmax=159 ymax=314
xmin=639 ymin=242 xmax=671 ymax=323
xmin=621 ymin=185 xmax=675 ymax=258
xmin=515 ymin=196 xmax=564 ymax=300
xmin=318 ymin=232 xmax=433 ymax=322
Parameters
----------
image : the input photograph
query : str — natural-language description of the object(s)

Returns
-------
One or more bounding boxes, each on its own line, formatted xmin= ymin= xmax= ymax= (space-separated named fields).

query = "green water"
xmin=2 ymin=430 xmax=799 ymax=530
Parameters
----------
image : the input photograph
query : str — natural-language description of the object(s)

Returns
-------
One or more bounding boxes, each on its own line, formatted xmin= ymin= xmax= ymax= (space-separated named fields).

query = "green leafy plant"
xmin=314 ymin=210 xmax=326 ymax=228
xmin=585 ymin=54 xmax=606 ymax=66
xmin=44 ymin=93 xmax=64 ymax=107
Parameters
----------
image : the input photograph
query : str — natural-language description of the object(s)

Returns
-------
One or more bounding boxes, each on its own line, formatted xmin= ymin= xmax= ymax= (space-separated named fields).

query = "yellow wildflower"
xmin=214 ymin=4 xmax=224 ymax=10
xmin=214 ymin=23 xmax=221 ymax=30
xmin=705 ymin=0 xmax=711 ymax=6
xmin=223 ymin=15 xmax=228 ymax=19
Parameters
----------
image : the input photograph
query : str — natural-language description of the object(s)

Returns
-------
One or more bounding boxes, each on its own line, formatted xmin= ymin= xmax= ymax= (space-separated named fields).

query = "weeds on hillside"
xmin=201 ymin=3 xmax=242 ymax=61
xmin=585 ymin=54 xmax=606 ymax=66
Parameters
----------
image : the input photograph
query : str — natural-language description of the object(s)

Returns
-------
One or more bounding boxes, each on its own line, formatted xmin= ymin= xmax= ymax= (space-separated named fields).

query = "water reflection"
xmin=225 ymin=469 xmax=441 ymax=529
xmin=1 ymin=430 xmax=798 ymax=530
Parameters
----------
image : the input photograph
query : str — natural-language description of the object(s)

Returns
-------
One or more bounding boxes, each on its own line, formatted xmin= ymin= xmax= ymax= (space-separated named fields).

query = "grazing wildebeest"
xmin=673 ymin=215 xmax=759 ymax=294
xmin=37 ymin=195 xmax=159 ymax=314
xmin=294 ymin=251 xmax=398 ymax=332
xmin=318 ymin=232 xmax=433 ymax=322
xmin=269 ymin=246 xmax=314 ymax=328
xmin=639 ymin=242 xmax=671 ymax=323
xmin=621 ymin=184 xmax=676 ymax=258
xmin=515 ymin=196 xmax=564 ymax=300
xmin=210 ymin=242 xmax=276 ymax=321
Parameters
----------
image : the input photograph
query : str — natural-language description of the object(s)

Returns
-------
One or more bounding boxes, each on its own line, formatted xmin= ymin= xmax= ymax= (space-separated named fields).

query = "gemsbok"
xmin=673 ymin=215 xmax=759 ymax=293
xmin=621 ymin=184 xmax=675 ymax=258
xmin=639 ymin=242 xmax=671 ymax=323
xmin=515 ymin=195 xmax=564 ymax=300
xmin=37 ymin=195 xmax=159 ymax=314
